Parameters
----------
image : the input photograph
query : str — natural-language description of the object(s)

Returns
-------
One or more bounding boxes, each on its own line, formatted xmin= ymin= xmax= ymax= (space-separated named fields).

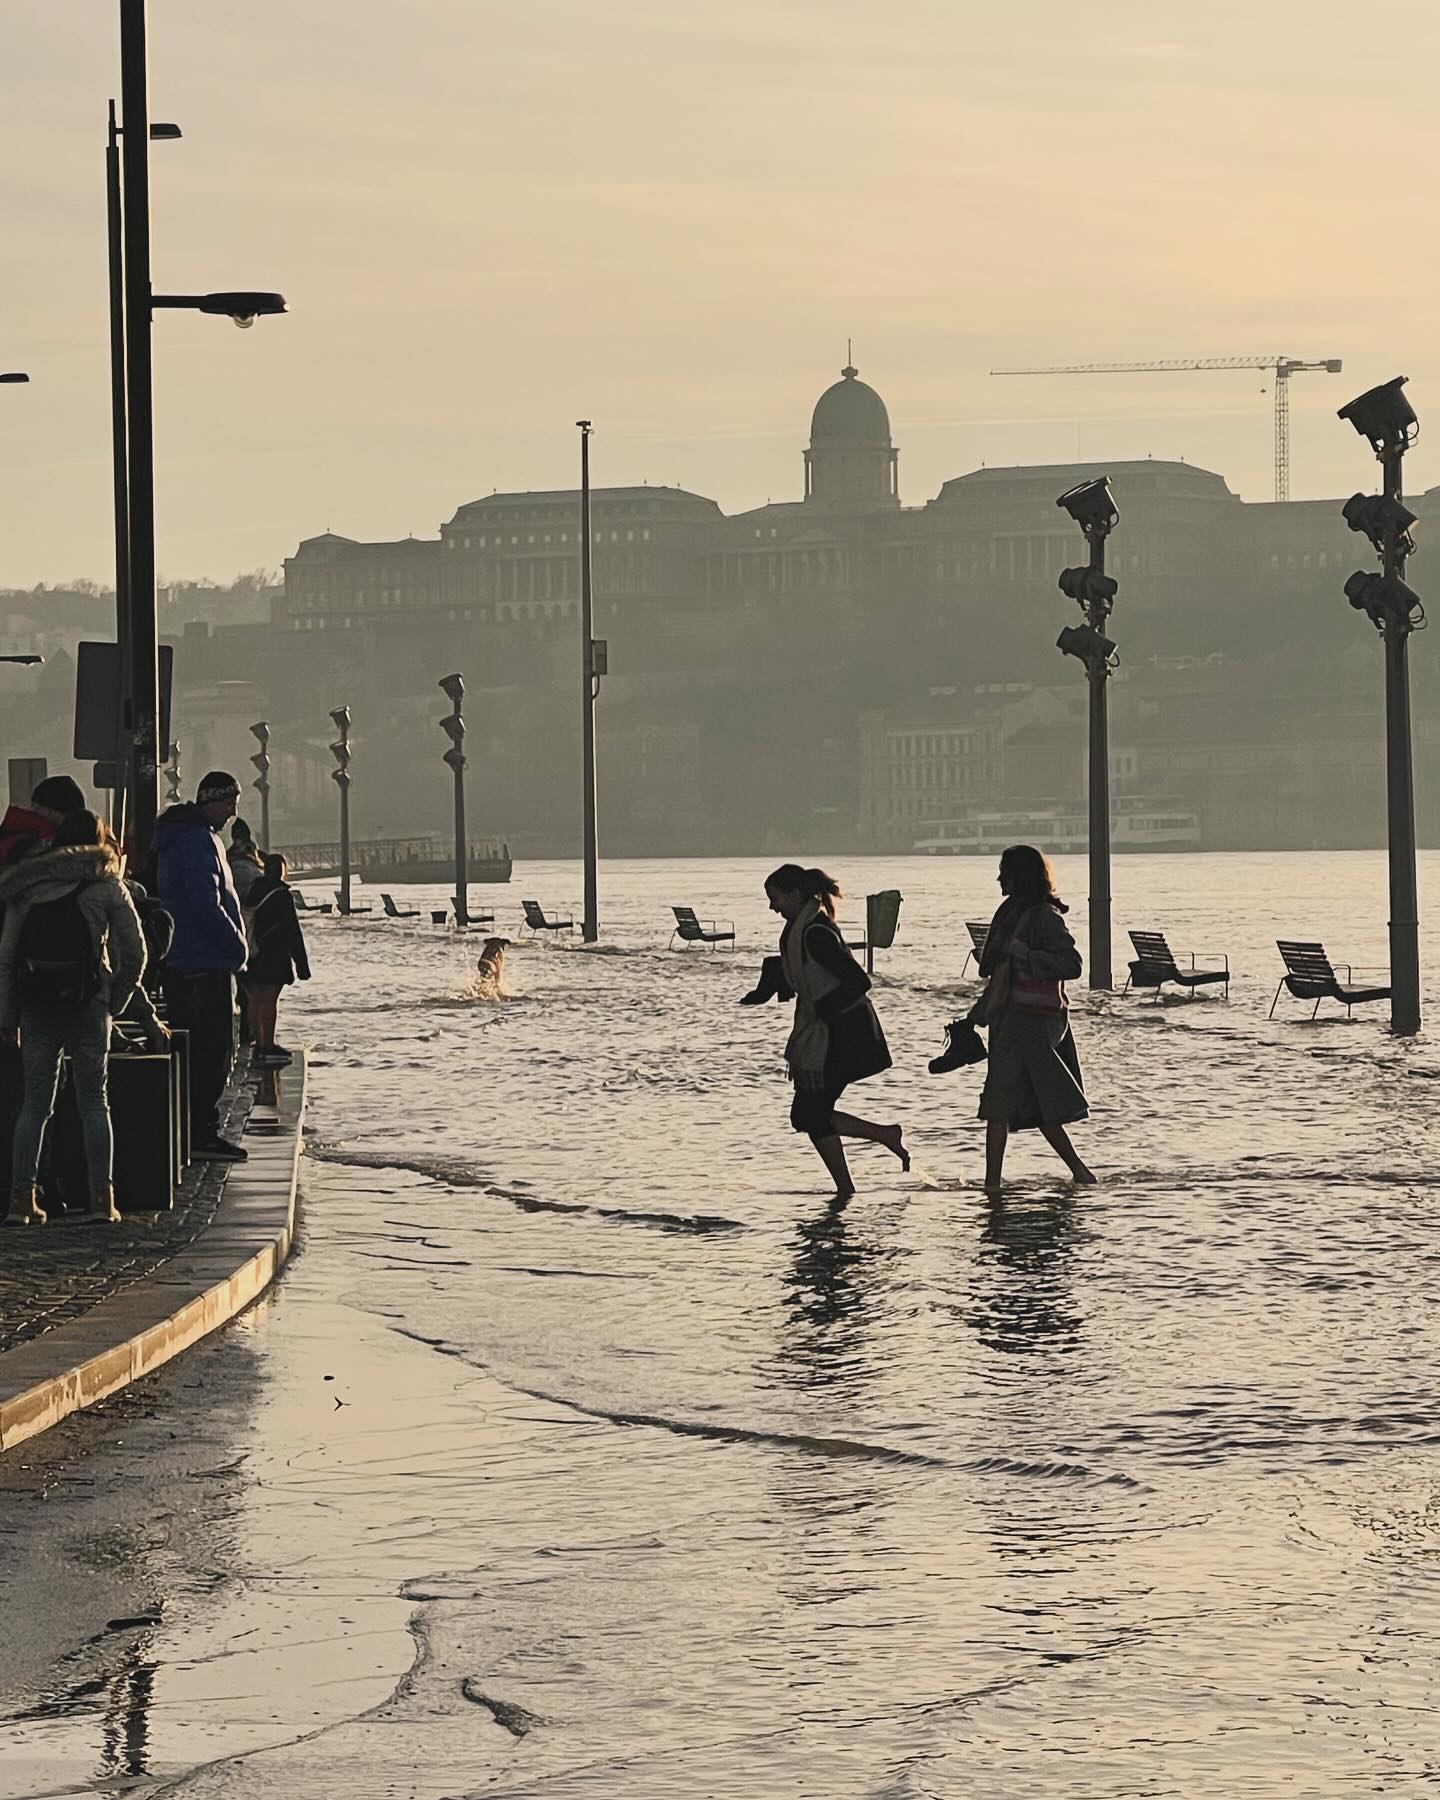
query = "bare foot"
xmin=1069 ymin=1163 xmax=1098 ymax=1186
xmin=983 ymin=1178 xmax=1004 ymax=1196
xmin=832 ymin=1183 xmax=856 ymax=1203
xmin=880 ymin=1124 xmax=910 ymax=1172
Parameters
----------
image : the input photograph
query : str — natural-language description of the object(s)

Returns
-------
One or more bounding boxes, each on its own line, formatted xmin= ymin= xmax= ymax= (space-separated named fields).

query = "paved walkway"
xmin=0 ymin=1055 xmax=305 ymax=1453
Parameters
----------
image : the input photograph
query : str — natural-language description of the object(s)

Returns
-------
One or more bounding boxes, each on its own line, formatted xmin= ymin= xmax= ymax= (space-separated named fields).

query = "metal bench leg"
xmin=1268 ymin=981 xmax=1283 ymax=1020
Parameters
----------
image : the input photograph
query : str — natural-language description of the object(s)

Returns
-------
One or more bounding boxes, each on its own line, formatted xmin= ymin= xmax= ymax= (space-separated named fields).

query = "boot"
xmin=87 ymin=1184 xmax=122 ymax=1224
xmin=6 ymin=1185 xmax=47 ymax=1226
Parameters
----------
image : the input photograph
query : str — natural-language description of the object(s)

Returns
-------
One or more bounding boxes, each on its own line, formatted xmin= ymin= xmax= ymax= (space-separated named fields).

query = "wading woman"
xmin=763 ymin=864 xmax=907 ymax=1200
xmin=970 ymin=844 xmax=1094 ymax=1193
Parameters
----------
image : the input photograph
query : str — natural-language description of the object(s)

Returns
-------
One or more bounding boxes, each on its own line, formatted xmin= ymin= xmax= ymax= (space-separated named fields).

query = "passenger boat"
xmin=913 ymin=800 xmax=1200 ymax=856
xmin=279 ymin=834 xmax=512 ymax=883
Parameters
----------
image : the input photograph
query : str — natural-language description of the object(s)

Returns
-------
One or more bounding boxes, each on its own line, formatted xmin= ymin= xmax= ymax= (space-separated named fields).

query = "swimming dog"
xmin=475 ymin=936 xmax=511 ymax=995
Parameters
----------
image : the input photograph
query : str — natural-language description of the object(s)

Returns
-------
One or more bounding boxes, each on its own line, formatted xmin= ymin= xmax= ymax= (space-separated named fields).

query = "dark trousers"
xmin=161 ymin=970 xmax=235 ymax=1141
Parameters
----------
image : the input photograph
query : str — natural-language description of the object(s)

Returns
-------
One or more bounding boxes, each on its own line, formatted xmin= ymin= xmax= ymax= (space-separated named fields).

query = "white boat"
xmin=913 ymin=800 xmax=1201 ymax=856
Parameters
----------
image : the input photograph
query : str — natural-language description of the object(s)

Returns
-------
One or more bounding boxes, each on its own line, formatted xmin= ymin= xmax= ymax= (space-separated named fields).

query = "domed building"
xmin=804 ymin=361 xmax=899 ymax=508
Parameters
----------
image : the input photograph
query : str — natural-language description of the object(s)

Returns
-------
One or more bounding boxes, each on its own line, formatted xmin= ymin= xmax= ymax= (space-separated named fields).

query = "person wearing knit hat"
xmin=0 ymin=773 xmax=88 ymax=872
xmin=152 ymin=770 xmax=249 ymax=1162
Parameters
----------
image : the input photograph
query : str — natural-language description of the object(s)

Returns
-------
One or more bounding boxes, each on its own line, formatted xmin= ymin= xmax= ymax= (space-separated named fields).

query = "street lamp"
xmin=1339 ymin=375 xmax=1423 ymax=1035
xmin=116 ymin=0 xmax=287 ymax=868
xmin=329 ymin=706 xmax=353 ymax=915
xmin=577 ymin=420 xmax=606 ymax=944
xmin=438 ymin=674 xmax=468 ymax=928
xmin=107 ymin=100 xmax=181 ymax=850
xmin=249 ymin=720 xmax=271 ymax=851
xmin=1055 ymin=475 xmax=1120 ymax=991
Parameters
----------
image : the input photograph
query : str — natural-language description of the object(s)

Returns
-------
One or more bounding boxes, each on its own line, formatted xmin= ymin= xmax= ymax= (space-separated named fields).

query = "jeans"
xmin=160 ymin=970 xmax=235 ymax=1140
xmin=11 ymin=1001 xmax=113 ymax=1195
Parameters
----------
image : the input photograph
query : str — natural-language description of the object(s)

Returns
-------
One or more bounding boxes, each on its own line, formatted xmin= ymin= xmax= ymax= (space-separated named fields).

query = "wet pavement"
xmin=4 ymin=853 xmax=1440 ymax=1797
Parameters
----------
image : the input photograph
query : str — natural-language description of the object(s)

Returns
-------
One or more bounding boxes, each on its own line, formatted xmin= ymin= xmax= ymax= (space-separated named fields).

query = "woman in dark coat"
xmin=968 ymin=844 xmax=1094 ymax=1193
xmin=762 ymin=864 xmax=908 ymax=1200
xmin=243 ymin=854 xmax=310 ymax=1067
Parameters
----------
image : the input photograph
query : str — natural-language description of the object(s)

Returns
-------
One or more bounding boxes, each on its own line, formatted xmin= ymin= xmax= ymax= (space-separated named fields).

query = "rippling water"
xmin=5 ymin=851 xmax=1440 ymax=1797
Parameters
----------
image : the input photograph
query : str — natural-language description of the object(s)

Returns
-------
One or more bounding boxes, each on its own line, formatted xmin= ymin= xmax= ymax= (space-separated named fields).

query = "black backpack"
xmin=15 ymin=885 xmax=104 ymax=1010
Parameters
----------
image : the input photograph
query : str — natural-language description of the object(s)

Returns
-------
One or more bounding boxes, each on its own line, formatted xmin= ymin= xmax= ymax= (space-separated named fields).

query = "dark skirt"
xmin=978 ymin=1009 xmax=1087 ymax=1131
xmin=789 ymin=999 xmax=892 ymax=1138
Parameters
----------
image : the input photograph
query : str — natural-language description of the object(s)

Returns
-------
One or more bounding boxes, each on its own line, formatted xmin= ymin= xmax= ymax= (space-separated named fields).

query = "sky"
xmin=3 ymin=0 xmax=1439 ymax=587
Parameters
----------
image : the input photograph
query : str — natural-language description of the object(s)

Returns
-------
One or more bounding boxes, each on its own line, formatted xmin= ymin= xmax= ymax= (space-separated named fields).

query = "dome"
xmin=809 ymin=364 xmax=892 ymax=446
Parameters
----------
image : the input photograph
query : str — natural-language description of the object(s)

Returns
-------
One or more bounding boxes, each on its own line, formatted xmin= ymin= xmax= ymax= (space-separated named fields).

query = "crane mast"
xmin=990 ymin=355 xmax=1343 ymax=501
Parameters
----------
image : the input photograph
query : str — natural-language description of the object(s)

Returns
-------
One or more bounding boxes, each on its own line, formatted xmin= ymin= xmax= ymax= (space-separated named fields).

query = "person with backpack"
xmin=152 ymin=772 xmax=249 ymax=1162
xmin=0 ymin=810 xmax=145 ymax=1225
xmin=242 ymin=854 xmax=310 ymax=1067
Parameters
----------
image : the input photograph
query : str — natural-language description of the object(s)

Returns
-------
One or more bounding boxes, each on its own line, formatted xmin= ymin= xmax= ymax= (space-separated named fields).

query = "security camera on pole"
xmin=249 ymin=720 xmax=271 ymax=851
xmin=1338 ymin=376 xmax=1424 ymax=1035
xmin=329 ymin=705 xmax=353 ymax=916
xmin=438 ymin=674 xmax=468 ymax=929
xmin=1055 ymin=476 xmax=1121 ymax=990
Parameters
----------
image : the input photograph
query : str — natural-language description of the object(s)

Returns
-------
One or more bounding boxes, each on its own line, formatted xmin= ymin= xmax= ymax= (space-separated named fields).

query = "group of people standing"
xmin=759 ymin=845 xmax=1094 ymax=1198
xmin=0 ymin=768 xmax=310 ymax=1227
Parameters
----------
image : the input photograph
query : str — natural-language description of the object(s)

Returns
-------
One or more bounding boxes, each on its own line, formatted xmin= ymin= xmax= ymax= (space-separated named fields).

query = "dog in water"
xmin=475 ymin=936 xmax=511 ymax=996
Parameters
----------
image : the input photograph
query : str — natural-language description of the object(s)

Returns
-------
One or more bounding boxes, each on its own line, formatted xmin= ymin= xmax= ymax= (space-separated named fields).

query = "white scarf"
xmin=780 ymin=898 xmax=842 ymax=1086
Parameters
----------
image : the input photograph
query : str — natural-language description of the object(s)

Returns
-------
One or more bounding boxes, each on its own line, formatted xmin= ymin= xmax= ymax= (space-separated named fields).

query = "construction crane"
xmin=990 ymin=356 xmax=1343 ymax=502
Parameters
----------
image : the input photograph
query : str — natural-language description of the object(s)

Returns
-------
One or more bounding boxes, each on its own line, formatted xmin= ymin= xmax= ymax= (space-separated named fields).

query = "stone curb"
xmin=0 ymin=1053 xmax=307 ymax=1456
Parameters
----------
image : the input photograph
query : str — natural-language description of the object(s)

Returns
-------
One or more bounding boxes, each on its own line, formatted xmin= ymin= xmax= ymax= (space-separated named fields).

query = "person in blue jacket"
xmin=153 ymin=771 xmax=249 ymax=1161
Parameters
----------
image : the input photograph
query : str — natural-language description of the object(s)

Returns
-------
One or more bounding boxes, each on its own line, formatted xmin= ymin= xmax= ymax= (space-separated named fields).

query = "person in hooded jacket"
xmin=152 ymin=772 xmax=248 ymax=1162
xmin=243 ymin=854 xmax=310 ymax=1066
xmin=0 ymin=810 xmax=144 ymax=1225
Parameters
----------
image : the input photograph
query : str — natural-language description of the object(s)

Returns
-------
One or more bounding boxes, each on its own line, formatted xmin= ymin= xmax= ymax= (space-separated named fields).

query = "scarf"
xmin=779 ymin=898 xmax=842 ymax=1088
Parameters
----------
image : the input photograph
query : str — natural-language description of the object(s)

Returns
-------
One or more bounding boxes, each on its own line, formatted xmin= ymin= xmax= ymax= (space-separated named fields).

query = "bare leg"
xmin=1040 ymin=1122 xmax=1095 ymax=1184
xmin=832 ymin=1111 xmax=909 ymax=1172
xmin=984 ymin=1118 xmax=1008 ymax=1192
xmin=810 ymin=1134 xmax=855 ymax=1199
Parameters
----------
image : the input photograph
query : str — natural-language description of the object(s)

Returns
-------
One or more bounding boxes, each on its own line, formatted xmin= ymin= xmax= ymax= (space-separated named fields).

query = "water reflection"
xmin=969 ymin=1193 xmax=1083 ymax=1358
xmin=778 ymin=1202 xmax=876 ymax=1394
xmin=99 ymin=1642 xmax=155 ymax=1781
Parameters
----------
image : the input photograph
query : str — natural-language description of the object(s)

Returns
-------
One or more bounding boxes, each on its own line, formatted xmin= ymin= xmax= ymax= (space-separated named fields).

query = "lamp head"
xmin=438 ymin=672 xmax=465 ymax=706
xmin=1056 ymin=475 xmax=1119 ymax=535
xmin=195 ymin=291 xmax=287 ymax=329
xmin=1342 ymin=491 xmax=1418 ymax=553
xmin=1056 ymin=623 xmax=1118 ymax=665
xmin=0 ymin=372 xmax=29 ymax=385
xmin=1338 ymin=376 xmax=1417 ymax=453
xmin=329 ymin=706 xmax=351 ymax=733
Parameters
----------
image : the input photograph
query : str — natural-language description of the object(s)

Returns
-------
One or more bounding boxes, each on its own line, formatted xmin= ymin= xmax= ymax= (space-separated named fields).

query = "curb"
xmin=0 ymin=1053 xmax=307 ymax=1456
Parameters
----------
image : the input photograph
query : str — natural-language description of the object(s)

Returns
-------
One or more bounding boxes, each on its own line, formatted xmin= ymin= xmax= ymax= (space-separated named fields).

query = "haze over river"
xmin=4 ymin=852 xmax=1440 ymax=1798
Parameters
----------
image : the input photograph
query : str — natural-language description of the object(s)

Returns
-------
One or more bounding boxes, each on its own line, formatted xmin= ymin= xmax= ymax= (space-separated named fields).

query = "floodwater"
xmin=4 ymin=851 xmax=1440 ymax=1798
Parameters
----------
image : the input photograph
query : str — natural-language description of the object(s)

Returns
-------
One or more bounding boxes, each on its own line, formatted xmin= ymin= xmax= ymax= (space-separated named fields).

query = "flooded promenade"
xmin=3 ymin=851 xmax=1440 ymax=1797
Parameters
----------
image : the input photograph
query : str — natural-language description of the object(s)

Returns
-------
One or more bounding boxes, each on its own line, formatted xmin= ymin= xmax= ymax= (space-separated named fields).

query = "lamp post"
xmin=106 ymin=101 xmax=179 ymax=851
xmin=329 ymin=707 xmax=353 ymax=915
xmin=577 ymin=420 xmax=605 ymax=943
xmin=438 ymin=675 xmax=468 ymax=928
xmin=1338 ymin=376 xmax=1423 ymax=1035
xmin=116 ymin=0 xmax=286 ymax=867
xmin=1055 ymin=476 xmax=1120 ymax=991
xmin=249 ymin=720 xmax=271 ymax=851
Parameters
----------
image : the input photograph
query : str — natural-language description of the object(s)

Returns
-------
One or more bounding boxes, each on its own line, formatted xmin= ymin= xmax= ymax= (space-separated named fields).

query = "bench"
xmin=381 ymin=892 xmax=420 ymax=919
xmin=335 ymin=891 xmax=373 ymax=915
xmin=1270 ymin=941 xmax=1391 ymax=1020
xmin=293 ymin=891 xmax=333 ymax=915
xmin=670 ymin=905 xmax=736 ymax=950
xmin=1124 ymin=930 xmax=1230 ymax=1001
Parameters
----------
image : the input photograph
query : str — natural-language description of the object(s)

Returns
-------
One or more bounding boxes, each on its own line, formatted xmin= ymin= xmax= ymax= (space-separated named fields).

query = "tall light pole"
xmin=439 ymin=674 xmax=468 ymax=928
xmin=249 ymin=720 xmax=271 ymax=851
xmin=577 ymin=420 xmax=600 ymax=943
xmin=1338 ymin=376 xmax=1423 ymax=1035
xmin=329 ymin=706 xmax=353 ymax=915
xmin=1055 ymin=477 xmax=1120 ymax=991
xmin=116 ymin=0 xmax=285 ymax=865
xmin=106 ymin=100 xmax=179 ymax=852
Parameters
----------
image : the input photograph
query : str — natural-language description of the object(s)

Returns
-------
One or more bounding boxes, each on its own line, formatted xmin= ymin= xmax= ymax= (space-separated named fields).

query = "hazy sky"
xmin=3 ymin=0 xmax=1438 ymax=586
